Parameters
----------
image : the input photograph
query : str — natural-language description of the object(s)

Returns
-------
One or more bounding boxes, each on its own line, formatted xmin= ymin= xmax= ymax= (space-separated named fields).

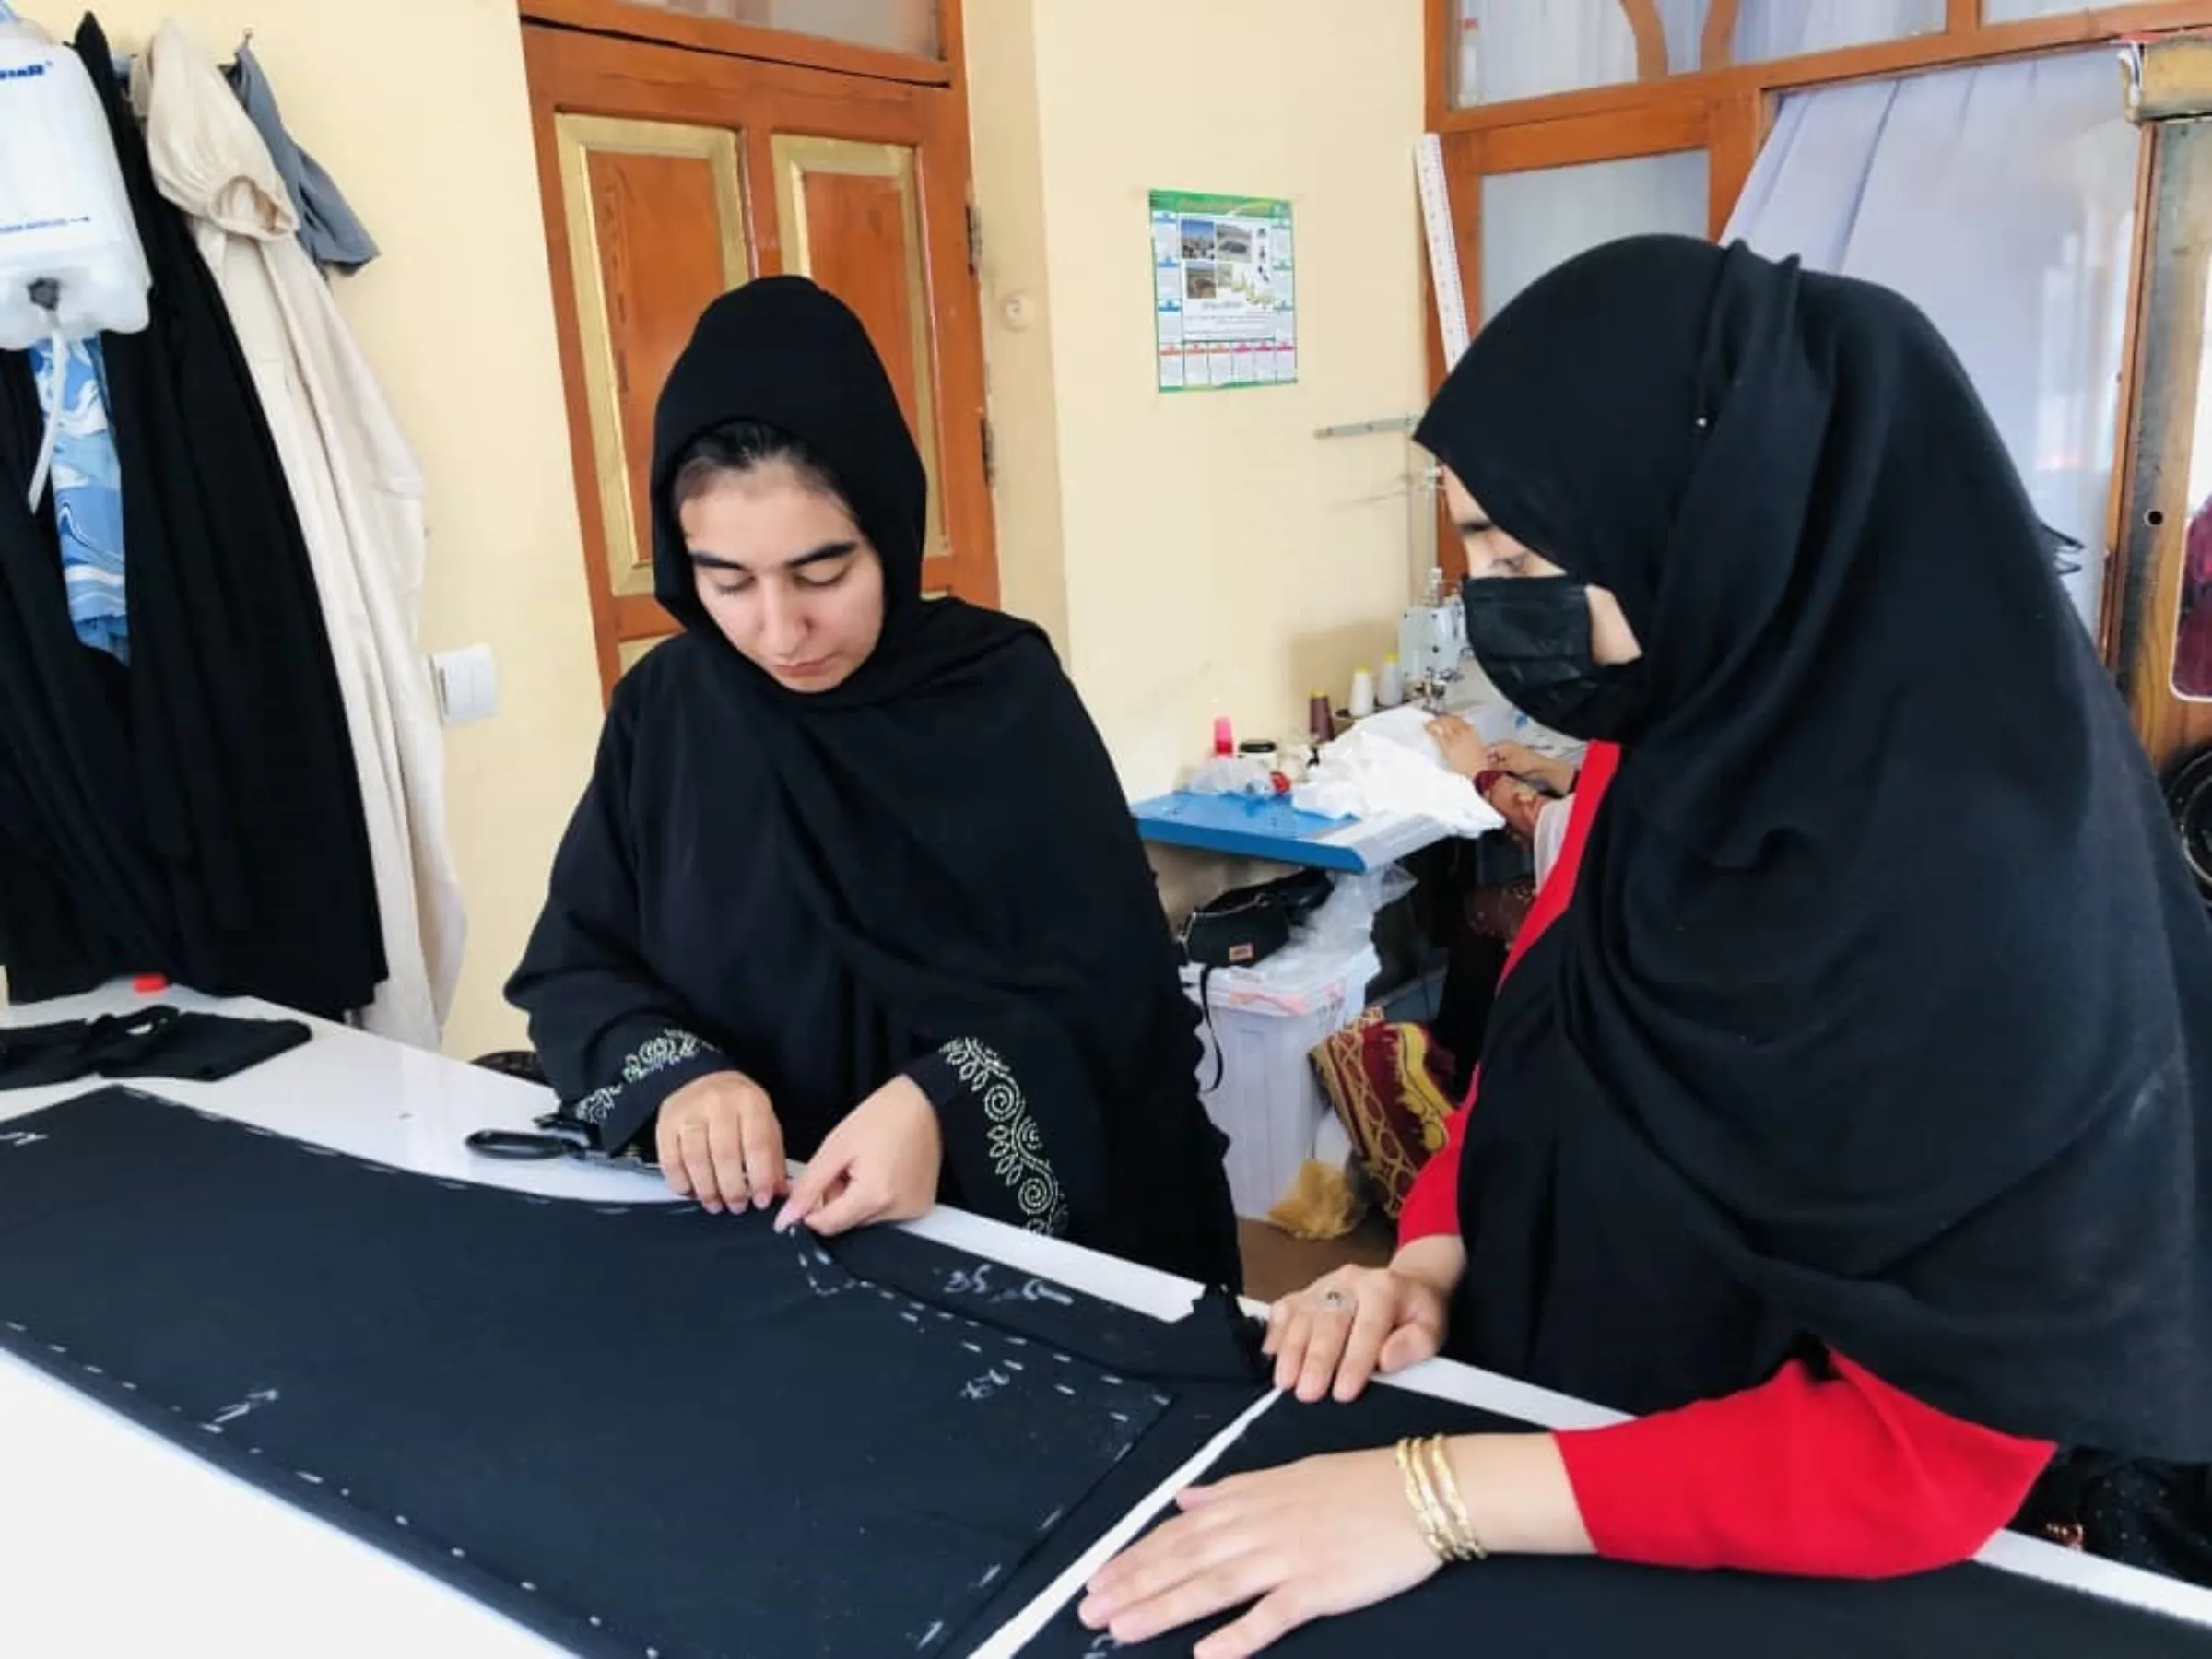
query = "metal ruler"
xmin=1416 ymin=133 xmax=1472 ymax=368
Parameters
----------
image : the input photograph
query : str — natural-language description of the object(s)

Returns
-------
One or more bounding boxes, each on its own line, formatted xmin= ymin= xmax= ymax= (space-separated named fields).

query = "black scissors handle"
xmin=465 ymin=1124 xmax=591 ymax=1161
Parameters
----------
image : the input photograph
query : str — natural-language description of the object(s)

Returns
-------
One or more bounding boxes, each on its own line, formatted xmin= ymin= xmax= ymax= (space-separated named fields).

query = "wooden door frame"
xmin=2109 ymin=36 xmax=2212 ymax=771
xmin=521 ymin=0 xmax=957 ymax=86
xmin=520 ymin=0 xmax=995 ymax=696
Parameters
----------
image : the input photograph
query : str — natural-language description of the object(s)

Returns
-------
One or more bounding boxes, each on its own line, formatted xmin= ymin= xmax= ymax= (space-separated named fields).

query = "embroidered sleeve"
xmin=921 ymin=1039 xmax=1071 ymax=1237
xmin=563 ymin=1027 xmax=725 ymax=1150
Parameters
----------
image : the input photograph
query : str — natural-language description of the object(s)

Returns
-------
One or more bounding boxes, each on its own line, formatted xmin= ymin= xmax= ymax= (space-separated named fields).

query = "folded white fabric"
xmin=1292 ymin=705 xmax=1502 ymax=835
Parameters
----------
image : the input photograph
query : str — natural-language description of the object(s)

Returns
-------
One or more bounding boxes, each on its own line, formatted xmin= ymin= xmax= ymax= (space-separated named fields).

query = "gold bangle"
xmin=1407 ymin=1436 xmax=1475 ymax=1562
xmin=1394 ymin=1438 xmax=1454 ymax=1561
xmin=1419 ymin=1434 xmax=1488 ymax=1561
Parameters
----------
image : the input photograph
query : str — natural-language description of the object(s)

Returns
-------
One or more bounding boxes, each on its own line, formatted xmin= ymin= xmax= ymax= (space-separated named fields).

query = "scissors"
xmin=465 ymin=1118 xmax=659 ymax=1174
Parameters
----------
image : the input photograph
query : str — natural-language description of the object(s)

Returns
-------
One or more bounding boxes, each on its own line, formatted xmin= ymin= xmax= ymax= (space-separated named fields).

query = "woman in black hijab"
xmin=508 ymin=276 xmax=1238 ymax=1286
xmin=1080 ymin=236 xmax=2212 ymax=1653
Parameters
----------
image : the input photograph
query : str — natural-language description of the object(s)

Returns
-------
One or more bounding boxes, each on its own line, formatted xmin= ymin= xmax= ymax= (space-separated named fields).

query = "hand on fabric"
xmin=1077 ymin=1447 xmax=1441 ymax=1656
xmin=1488 ymin=738 xmax=1577 ymax=796
xmin=777 ymin=1074 xmax=943 ymax=1237
xmin=1425 ymin=714 xmax=1489 ymax=779
xmin=655 ymin=1071 xmax=787 ymax=1214
xmin=1264 ymin=1239 xmax=1461 ymax=1403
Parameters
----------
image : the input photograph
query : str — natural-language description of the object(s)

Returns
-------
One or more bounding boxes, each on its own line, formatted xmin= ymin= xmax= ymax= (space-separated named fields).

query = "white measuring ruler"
xmin=1416 ymin=133 xmax=1472 ymax=368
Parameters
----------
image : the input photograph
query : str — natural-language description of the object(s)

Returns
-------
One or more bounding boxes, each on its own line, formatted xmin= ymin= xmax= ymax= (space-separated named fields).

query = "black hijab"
xmin=624 ymin=276 xmax=1234 ymax=1280
xmin=1418 ymin=235 xmax=2212 ymax=1457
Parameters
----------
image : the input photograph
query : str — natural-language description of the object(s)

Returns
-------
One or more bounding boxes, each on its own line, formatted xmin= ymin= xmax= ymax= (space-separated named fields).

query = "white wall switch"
xmin=431 ymin=644 xmax=500 ymax=726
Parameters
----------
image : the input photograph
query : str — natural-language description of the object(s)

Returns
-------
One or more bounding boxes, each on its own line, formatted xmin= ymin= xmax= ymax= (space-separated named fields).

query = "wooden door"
xmin=524 ymin=20 xmax=996 ymax=693
xmin=2110 ymin=79 xmax=2212 ymax=777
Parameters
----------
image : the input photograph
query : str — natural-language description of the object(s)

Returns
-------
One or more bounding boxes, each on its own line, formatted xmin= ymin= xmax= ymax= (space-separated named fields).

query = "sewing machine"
xmin=1397 ymin=582 xmax=1466 ymax=710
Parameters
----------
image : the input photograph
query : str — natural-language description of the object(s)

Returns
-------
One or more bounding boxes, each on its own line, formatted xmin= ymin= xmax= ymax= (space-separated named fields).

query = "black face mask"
xmin=1461 ymin=575 xmax=1647 ymax=742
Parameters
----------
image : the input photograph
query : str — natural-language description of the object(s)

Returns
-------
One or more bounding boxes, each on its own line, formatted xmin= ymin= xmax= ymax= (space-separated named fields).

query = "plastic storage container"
xmin=1184 ymin=939 xmax=1379 ymax=1218
xmin=0 ymin=29 xmax=151 ymax=348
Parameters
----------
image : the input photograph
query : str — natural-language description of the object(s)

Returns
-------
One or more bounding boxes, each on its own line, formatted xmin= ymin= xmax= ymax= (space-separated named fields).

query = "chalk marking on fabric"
xmin=210 ymin=1387 xmax=278 ymax=1426
xmin=520 ymin=1580 xmax=535 ymax=1592
xmin=1039 ymin=1506 xmax=1065 ymax=1533
xmin=1054 ymin=1383 xmax=1076 ymax=1397
xmin=3 ymin=1320 xmax=23 ymax=1332
xmin=976 ymin=1563 xmax=1002 ymax=1588
xmin=917 ymin=1619 xmax=945 ymax=1649
xmin=452 ymin=1547 xmax=466 ymax=1559
xmin=296 ymin=1471 xmax=324 ymax=1485
xmin=395 ymin=1515 xmax=411 ymax=1528
xmin=961 ymin=1341 xmax=982 ymax=1354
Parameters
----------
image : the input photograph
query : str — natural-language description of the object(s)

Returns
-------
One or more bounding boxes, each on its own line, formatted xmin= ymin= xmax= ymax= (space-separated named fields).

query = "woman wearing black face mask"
xmin=1078 ymin=235 xmax=2212 ymax=1654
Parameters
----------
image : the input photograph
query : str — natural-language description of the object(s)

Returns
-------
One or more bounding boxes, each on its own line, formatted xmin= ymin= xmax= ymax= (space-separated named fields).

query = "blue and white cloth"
xmin=27 ymin=335 xmax=128 ymax=662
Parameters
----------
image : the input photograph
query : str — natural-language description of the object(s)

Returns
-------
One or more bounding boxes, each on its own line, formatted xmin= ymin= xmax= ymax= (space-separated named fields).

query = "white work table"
xmin=4 ymin=987 xmax=2208 ymax=1655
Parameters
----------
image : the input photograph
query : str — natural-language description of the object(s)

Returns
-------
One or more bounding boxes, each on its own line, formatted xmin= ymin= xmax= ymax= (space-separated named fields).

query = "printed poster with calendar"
xmin=1150 ymin=190 xmax=1298 ymax=392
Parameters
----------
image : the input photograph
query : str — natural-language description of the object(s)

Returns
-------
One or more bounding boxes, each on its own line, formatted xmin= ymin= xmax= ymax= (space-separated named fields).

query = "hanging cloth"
xmin=23 ymin=335 xmax=128 ymax=659
xmin=135 ymin=20 xmax=462 ymax=1048
xmin=223 ymin=40 xmax=378 ymax=273
xmin=0 ymin=16 xmax=386 ymax=1019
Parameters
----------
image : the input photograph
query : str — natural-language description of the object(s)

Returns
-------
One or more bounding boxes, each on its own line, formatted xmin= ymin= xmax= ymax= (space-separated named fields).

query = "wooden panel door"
xmin=525 ymin=22 xmax=996 ymax=694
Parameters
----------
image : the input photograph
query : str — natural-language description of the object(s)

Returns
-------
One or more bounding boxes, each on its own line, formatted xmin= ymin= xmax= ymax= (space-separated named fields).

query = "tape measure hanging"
xmin=1416 ymin=134 xmax=1472 ymax=369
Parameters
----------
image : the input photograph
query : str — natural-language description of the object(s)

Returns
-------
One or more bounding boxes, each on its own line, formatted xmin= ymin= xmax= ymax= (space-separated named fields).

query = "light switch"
xmin=432 ymin=644 xmax=499 ymax=726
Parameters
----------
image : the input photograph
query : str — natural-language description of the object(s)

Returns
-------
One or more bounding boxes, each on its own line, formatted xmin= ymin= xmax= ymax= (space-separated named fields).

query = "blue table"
xmin=1130 ymin=792 xmax=1456 ymax=874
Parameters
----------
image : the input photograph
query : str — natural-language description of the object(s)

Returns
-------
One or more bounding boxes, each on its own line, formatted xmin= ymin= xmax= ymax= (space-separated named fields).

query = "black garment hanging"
xmin=509 ymin=277 xmax=1237 ymax=1286
xmin=0 ymin=18 xmax=384 ymax=1018
xmin=0 ymin=1087 xmax=1266 ymax=1659
xmin=1032 ymin=1387 xmax=2212 ymax=1658
xmin=1413 ymin=235 xmax=2212 ymax=1459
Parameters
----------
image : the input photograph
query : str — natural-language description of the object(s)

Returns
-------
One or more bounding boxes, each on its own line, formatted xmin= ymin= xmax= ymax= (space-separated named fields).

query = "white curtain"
xmin=1455 ymin=1 xmax=1707 ymax=101
xmin=1731 ymin=0 xmax=1945 ymax=63
xmin=136 ymin=20 xmax=466 ymax=1049
xmin=1482 ymin=151 xmax=1710 ymax=319
xmin=1984 ymin=0 xmax=2096 ymax=19
xmin=1724 ymin=50 xmax=2139 ymax=633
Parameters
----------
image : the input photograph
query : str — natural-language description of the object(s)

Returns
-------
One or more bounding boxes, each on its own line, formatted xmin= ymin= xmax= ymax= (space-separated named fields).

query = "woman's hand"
xmin=776 ymin=1074 xmax=943 ymax=1237
xmin=1426 ymin=713 xmax=1489 ymax=779
xmin=1487 ymin=777 xmax=1549 ymax=842
xmin=1264 ymin=1238 xmax=1463 ymax=1403
xmin=1077 ymin=1447 xmax=1440 ymax=1657
xmin=655 ymin=1071 xmax=786 ymax=1214
xmin=1489 ymin=738 xmax=1577 ymax=796
xmin=1080 ymin=1434 xmax=1592 ymax=1655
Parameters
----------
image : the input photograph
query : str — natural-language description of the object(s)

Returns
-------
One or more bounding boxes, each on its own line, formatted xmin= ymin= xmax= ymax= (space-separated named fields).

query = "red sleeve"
xmin=1397 ymin=745 xmax=1622 ymax=1249
xmin=1555 ymin=1353 xmax=2054 ymax=1577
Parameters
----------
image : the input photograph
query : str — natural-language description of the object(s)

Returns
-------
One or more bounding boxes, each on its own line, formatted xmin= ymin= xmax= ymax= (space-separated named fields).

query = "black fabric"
xmin=508 ymin=276 xmax=1237 ymax=1285
xmin=0 ymin=1005 xmax=310 ymax=1089
xmin=1411 ymin=234 xmax=2212 ymax=1456
xmin=0 ymin=18 xmax=384 ymax=1018
xmin=0 ymin=1088 xmax=1266 ymax=1658
xmin=1032 ymin=1386 xmax=2212 ymax=1657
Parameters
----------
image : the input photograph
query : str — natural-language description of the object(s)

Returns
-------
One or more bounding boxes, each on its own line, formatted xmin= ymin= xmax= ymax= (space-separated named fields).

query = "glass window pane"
xmin=1983 ymin=0 xmax=2095 ymax=19
xmin=1733 ymin=0 xmax=1945 ymax=64
xmin=2169 ymin=273 xmax=2212 ymax=700
xmin=617 ymin=0 xmax=938 ymax=59
xmin=1480 ymin=150 xmax=1710 ymax=321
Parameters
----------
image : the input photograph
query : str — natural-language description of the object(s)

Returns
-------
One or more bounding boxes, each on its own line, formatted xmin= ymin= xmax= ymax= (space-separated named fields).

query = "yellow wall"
xmin=966 ymin=0 xmax=1430 ymax=794
xmin=22 ymin=0 xmax=606 ymax=1062
xmin=10 ymin=0 xmax=1426 ymax=1049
